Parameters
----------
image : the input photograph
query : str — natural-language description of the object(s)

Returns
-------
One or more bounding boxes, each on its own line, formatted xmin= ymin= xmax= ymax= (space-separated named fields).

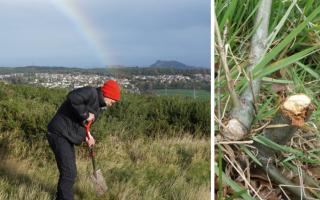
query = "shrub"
xmin=0 ymin=84 xmax=210 ymax=159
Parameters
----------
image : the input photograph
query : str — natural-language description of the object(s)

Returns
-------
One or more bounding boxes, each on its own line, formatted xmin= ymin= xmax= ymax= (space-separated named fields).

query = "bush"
xmin=102 ymin=93 xmax=210 ymax=138
xmin=0 ymin=84 xmax=210 ymax=159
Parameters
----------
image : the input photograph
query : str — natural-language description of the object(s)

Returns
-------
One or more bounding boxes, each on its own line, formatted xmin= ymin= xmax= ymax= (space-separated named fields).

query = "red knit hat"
xmin=101 ymin=80 xmax=121 ymax=101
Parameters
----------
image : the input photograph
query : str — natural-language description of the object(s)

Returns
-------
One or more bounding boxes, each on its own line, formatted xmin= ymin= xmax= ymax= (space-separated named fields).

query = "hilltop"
xmin=150 ymin=60 xmax=195 ymax=69
xmin=0 ymin=65 xmax=209 ymax=76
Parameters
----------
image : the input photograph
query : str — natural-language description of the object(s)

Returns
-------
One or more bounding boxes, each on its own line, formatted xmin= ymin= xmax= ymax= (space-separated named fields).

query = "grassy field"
xmin=0 ymin=83 xmax=210 ymax=200
xmin=154 ymin=89 xmax=210 ymax=100
xmin=0 ymin=134 xmax=210 ymax=200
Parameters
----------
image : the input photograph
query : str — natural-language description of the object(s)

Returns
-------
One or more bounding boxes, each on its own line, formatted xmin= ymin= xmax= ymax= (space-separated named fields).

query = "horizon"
xmin=0 ymin=60 xmax=211 ymax=69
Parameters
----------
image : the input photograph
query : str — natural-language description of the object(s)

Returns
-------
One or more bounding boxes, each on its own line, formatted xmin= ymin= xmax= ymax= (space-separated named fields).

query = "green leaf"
xmin=228 ymin=1 xmax=261 ymax=44
xmin=214 ymin=163 xmax=256 ymax=200
xmin=266 ymin=0 xmax=297 ymax=51
xmin=281 ymin=155 xmax=297 ymax=163
xmin=296 ymin=61 xmax=320 ymax=79
xmin=240 ymin=144 xmax=262 ymax=166
xmin=252 ymin=5 xmax=320 ymax=74
xmin=255 ymin=46 xmax=319 ymax=78
xmin=218 ymin=0 xmax=238 ymax=30
xmin=253 ymin=135 xmax=304 ymax=156
xmin=254 ymin=95 xmax=278 ymax=122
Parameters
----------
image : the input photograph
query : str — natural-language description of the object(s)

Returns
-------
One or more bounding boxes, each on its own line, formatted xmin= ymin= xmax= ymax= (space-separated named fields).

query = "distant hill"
xmin=106 ymin=65 xmax=128 ymax=68
xmin=0 ymin=65 xmax=210 ymax=76
xmin=0 ymin=66 xmax=107 ymax=74
xmin=150 ymin=60 xmax=194 ymax=69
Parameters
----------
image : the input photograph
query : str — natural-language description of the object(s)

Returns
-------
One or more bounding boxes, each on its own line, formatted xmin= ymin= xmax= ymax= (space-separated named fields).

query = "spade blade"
xmin=90 ymin=169 xmax=108 ymax=196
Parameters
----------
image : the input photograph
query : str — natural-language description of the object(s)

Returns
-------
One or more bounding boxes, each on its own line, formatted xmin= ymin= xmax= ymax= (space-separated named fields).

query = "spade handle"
xmin=89 ymin=147 xmax=97 ymax=176
xmin=85 ymin=120 xmax=97 ymax=176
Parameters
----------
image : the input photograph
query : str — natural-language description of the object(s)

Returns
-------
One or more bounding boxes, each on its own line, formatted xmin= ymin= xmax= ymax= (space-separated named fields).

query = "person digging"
xmin=47 ymin=80 xmax=120 ymax=200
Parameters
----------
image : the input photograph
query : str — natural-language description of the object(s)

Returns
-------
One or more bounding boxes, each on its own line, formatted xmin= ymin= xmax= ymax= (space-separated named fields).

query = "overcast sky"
xmin=0 ymin=0 xmax=210 ymax=68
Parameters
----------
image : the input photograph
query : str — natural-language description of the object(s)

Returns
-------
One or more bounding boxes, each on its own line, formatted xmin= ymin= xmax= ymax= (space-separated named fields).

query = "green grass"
xmin=215 ymin=0 xmax=320 ymax=199
xmin=0 ymin=133 xmax=210 ymax=200
xmin=154 ymin=89 xmax=210 ymax=100
xmin=0 ymin=83 xmax=210 ymax=200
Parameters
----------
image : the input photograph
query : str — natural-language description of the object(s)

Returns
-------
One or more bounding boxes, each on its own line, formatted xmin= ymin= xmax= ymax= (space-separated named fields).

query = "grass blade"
xmin=266 ymin=0 xmax=297 ymax=52
xmin=252 ymin=5 xmax=320 ymax=74
xmin=240 ymin=144 xmax=262 ymax=166
xmin=296 ymin=61 xmax=320 ymax=79
xmin=253 ymin=135 xmax=304 ymax=156
xmin=214 ymin=163 xmax=256 ymax=200
xmin=261 ymin=77 xmax=293 ymax=84
xmin=228 ymin=1 xmax=262 ymax=44
xmin=218 ymin=0 xmax=238 ymax=30
xmin=255 ymin=46 xmax=319 ymax=78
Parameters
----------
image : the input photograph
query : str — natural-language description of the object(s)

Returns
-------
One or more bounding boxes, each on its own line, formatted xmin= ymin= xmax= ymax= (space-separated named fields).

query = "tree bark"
xmin=253 ymin=94 xmax=318 ymax=199
xmin=224 ymin=0 xmax=272 ymax=140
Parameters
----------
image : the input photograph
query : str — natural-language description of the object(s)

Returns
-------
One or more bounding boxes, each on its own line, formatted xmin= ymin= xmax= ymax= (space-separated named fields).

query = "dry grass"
xmin=0 ymin=135 xmax=210 ymax=200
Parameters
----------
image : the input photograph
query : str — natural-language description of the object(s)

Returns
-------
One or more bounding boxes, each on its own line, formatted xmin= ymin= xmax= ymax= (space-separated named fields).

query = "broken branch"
xmin=223 ymin=0 xmax=272 ymax=140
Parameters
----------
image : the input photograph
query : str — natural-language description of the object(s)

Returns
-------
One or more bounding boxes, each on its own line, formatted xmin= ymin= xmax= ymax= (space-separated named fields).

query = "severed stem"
xmin=223 ymin=0 xmax=273 ymax=140
xmin=253 ymin=94 xmax=319 ymax=199
xmin=214 ymin=11 xmax=240 ymax=108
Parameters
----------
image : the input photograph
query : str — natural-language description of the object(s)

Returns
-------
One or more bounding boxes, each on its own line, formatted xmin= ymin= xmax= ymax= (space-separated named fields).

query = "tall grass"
xmin=215 ymin=0 xmax=320 ymax=199
xmin=0 ymin=83 xmax=210 ymax=200
xmin=0 ymin=134 xmax=210 ymax=200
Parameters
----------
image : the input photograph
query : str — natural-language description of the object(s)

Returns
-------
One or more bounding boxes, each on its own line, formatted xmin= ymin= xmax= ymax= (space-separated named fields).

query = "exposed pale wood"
xmin=252 ymin=94 xmax=318 ymax=199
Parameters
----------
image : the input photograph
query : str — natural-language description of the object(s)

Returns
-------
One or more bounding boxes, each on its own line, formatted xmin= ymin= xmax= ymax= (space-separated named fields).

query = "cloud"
xmin=0 ymin=0 xmax=210 ymax=67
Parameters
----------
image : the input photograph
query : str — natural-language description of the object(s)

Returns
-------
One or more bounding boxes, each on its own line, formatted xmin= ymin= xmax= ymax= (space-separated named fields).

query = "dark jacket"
xmin=48 ymin=86 xmax=106 ymax=145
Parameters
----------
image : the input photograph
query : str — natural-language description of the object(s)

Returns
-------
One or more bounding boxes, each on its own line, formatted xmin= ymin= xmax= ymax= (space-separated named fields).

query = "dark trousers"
xmin=47 ymin=132 xmax=77 ymax=200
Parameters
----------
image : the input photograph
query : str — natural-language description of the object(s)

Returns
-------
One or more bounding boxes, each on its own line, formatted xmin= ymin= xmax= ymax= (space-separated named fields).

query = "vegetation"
xmin=0 ymin=83 xmax=210 ymax=200
xmin=0 ymin=66 xmax=210 ymax=77
xmin=215 ymin=0 xmax=320 ymax=199
xmin=154 ymin=89 xmax=210 ymax=100
xmin=133 ymin=78 xmax=210 ymax=92
xmin=0 ymin=66 xmax=210 ymax=92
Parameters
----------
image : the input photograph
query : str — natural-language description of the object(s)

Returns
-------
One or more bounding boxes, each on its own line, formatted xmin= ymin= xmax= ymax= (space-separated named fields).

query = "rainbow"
xmin=50 ymin=0 xmax=113 ymax=66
